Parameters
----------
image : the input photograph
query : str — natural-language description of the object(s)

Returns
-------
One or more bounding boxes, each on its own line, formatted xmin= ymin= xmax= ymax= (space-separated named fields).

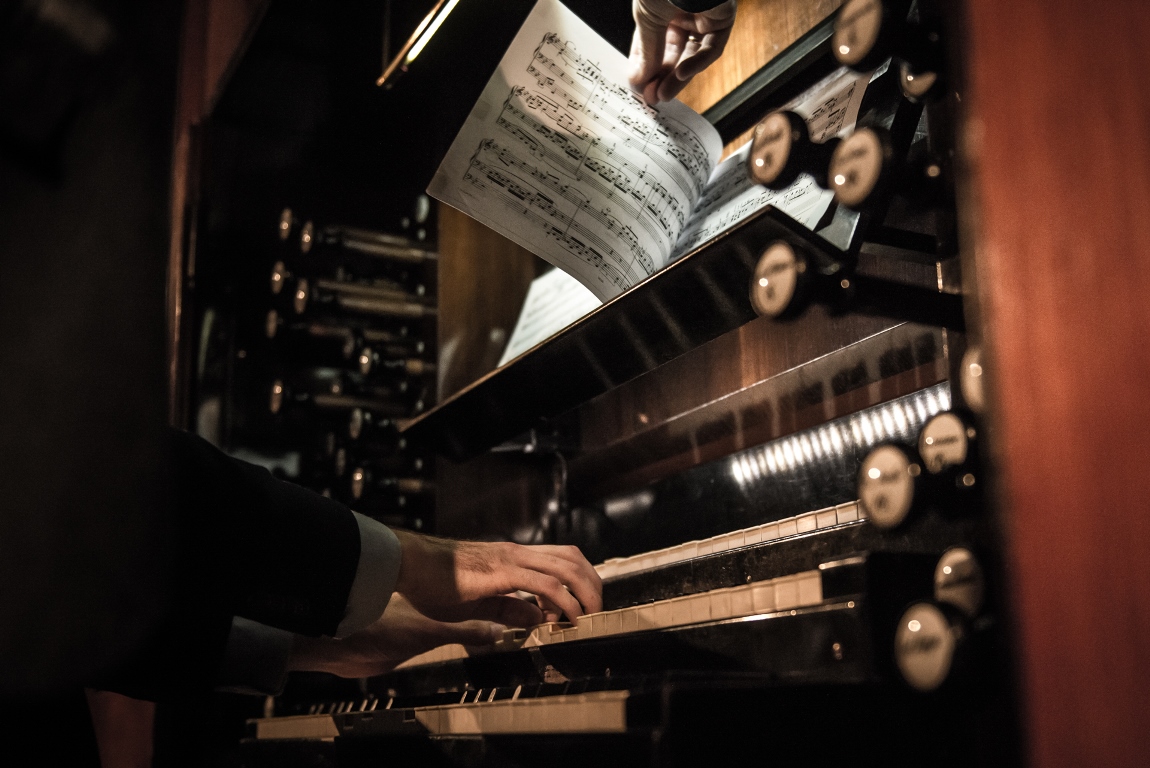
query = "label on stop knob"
xmin=750 ymin=242 xmax=803 ymax=318
xmin=749 ymin=112 xmax=796 ymax=185
xmin=829 ymin=128 xmax=885 ymax=208
xmin=833 ymin=0 xmax=884 ymax=67
xmin=858 ymin=444 xmax=918 ymax=529
xmin=919 ymin=412 xmax=970 ymax=474
xmin=895 ymin=602 xmax=956 ymax=691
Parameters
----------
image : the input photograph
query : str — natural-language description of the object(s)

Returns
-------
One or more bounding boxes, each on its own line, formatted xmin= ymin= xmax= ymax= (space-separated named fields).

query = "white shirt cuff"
xmin=335 ymin=513 xmax=403 ymax=638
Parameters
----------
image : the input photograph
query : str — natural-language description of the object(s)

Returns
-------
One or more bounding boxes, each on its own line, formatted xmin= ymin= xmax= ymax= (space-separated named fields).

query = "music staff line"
xmin=530 ymin=34 xmax=709 ymax=159
xmin=675 ymin=181 xmax=827 ymax=255
xmin=494 ymin=101 xmax=686 ymax=239
xmin=503 ymin=87 xmax=700 ymax=205
xmin=527 ymin=35 xmax=713 ymax=191
xmin=464 ymin=151 xmax=647 ymax=287
xmin=480 ymin=139 xmax=671 ymax=254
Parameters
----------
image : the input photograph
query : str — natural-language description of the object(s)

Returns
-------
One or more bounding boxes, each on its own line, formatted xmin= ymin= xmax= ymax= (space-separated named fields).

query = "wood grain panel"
xmin=203 ymin=0 xmax=269 ymax=113
xmin=964 ymin=1 xmax=1150 ymax=765
xmin=437 ymin=205 xmax=542 ymax=399
xmin=168 ymin=0 xmax=268 ymax=425
xmin=570 ymin=334 xmax=948 ymax=502
xmin=573 ymin=251 xmax=940 ymax=449
xmin=677 ymin=0 xmax=843 ymax=116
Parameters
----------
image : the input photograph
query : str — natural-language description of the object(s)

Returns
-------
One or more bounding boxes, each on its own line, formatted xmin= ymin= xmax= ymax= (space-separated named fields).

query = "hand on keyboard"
xmin=392 ymin=531 xmax=603 ymax=627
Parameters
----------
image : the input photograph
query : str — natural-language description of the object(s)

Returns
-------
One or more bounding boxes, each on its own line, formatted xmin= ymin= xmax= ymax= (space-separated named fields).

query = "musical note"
xmin=431 ymin=1 xmax=892 ymax=302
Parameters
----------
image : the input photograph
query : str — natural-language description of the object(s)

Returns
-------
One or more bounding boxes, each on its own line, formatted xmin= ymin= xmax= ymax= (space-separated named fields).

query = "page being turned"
xmin=671 ymin=64 xmax=881 ymax=259
xmin=427 ymin=0 xmax=722 ymax=301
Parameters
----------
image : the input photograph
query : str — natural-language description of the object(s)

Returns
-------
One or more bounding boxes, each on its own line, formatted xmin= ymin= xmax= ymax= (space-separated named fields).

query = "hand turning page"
xmin=428 ymin=0 xmax=878 ymax=305
xmin=427 ymin=0 xmax=722 ymax=301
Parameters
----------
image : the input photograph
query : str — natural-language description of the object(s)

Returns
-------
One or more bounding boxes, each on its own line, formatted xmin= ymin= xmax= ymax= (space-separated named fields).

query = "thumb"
xmin=462 ymin=595 xmax=545 ymax=628
xmin=629 ymin=1 xmax=668 ymax=88
xmin=449 ymin=620 xmax=507 ymax=647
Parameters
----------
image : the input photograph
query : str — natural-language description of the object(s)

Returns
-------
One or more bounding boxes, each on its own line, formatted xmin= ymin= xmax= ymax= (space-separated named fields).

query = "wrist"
xmin=287 ymin=634 xmax=336 ymax=674
xmin=392 ymin=529 xmax=419 ymax=597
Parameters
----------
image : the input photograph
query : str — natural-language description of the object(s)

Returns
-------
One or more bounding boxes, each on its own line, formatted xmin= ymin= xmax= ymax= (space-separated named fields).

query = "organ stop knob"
xmin=858 ymin=443 xmax=923 ymax=529
xmin=918 ymin=410 xmax=980 ymax=486
xmin=894 ymin=601 xmax=962 ymax=691
xmin=748 ymin=110 xmax=839 ymax=190
xmin=934 ymin=546 xmax=985 ymax=618
xmin=833 ymin=0 xmax=945 ymax=101
xmin=828 ymin=126 xmax=893 ymax=209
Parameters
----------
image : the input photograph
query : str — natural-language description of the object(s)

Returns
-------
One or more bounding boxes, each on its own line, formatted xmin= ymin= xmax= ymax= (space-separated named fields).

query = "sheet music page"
xmin=497 ymin=268 xmax=602 ymax=366
xmin=671 ymin=65 xmax=877 ymax=259
xmin=428 ymin=0 xmax=723 ymax=301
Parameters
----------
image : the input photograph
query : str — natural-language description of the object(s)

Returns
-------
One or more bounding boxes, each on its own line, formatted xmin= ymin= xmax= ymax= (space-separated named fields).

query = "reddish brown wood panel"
xmin=167 ymin=0 xmax=206 ymax=426
xmin=168 ymin=0 xmax=268 ymax=425
xmin=203 ymin=0 xmax=269 ymax=113
xmin=678 ymin=0 xmax=843 ymax=157
xmin=677 ymin=0 xmax=844 ymax=115
xmin=965 ymin=1 xmax=1150 ymax=765
xmin=436 ymin=205 xmax=542 ymax=399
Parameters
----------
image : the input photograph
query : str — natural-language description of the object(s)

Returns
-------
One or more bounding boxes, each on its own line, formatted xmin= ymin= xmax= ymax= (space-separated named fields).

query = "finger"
xmin=674 ymin=24 xmax=732 ymax=82
xmin=536 ymin=594 xmax=565 ymax=624
xmin=643 ymin=78 xmax=661 ymax=106
xmin=515 ymin=550 xmax=603 ymax=615
xmin=629 ymin=1 xmax=669 ymax=89
xmin=660 ymin=22 xmax=689 ymax=73
xmin=512 ymin=567 xmax=586 ymax=620
xmin=679 ymin=31 xmax=703 ymax=65
xmin=657 ymin=56 xmax=698 ymax=103
xmin=447 ymin=620 xmax=506 ymax=647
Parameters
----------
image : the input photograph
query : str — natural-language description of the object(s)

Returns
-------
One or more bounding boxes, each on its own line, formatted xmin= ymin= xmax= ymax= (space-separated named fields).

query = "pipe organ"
xmin=165 ymin=0 xmax=1150 ymax=764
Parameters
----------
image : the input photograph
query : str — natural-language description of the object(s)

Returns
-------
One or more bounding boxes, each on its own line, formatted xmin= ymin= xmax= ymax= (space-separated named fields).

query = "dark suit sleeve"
xmin=166 ymin=428 xmax=362 ymax=638
xmin=92 ymin=429 xmax=362 ymax=701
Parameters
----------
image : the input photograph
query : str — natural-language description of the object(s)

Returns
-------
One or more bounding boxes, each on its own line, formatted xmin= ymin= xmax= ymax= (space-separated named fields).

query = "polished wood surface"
xmin=677 ymin=0 xmax=843 ymax=114
xmin=964 ymin=1 xmax=1150 ymax=765
xmin=168 ymin=0 xmax=269 ymax=425
xmin=437 ymin=205 xmax=542 ymax=400
xmin=678 ymin=0 xmax=843 ymax=156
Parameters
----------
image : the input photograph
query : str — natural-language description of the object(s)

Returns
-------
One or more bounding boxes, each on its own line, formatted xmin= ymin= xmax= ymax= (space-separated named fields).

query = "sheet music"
xmin=671 ymin=65 xmax=876 ymax=259
xmin=498 ymin=268 xmax=602 ymax=366
xmin=428 ymin=0 xmax=723 ymax=301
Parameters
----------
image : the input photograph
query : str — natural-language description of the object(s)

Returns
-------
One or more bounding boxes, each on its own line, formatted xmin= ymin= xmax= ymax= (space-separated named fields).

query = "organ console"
xmin=169 ymin=0 xmax=1037 ymax=763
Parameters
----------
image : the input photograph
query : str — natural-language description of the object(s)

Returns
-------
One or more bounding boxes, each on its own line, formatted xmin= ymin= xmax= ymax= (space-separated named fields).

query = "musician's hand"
xmin=392 ymin=530 xmax=603 ymax=627
xmin=288 ymin=594 xmax=504 ymax=678
xmin=629 ymin=0 xmax=737 ymax=105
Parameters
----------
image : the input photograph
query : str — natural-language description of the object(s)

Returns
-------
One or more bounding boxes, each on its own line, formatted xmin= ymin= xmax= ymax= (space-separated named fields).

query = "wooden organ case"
xmin=171 ymin=0 xmax=1150 ymax=766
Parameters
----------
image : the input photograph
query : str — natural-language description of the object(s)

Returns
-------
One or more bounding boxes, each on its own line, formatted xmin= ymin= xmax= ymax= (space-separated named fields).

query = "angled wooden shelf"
xmin=402 ymin=207 xmax=847 ymax=460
